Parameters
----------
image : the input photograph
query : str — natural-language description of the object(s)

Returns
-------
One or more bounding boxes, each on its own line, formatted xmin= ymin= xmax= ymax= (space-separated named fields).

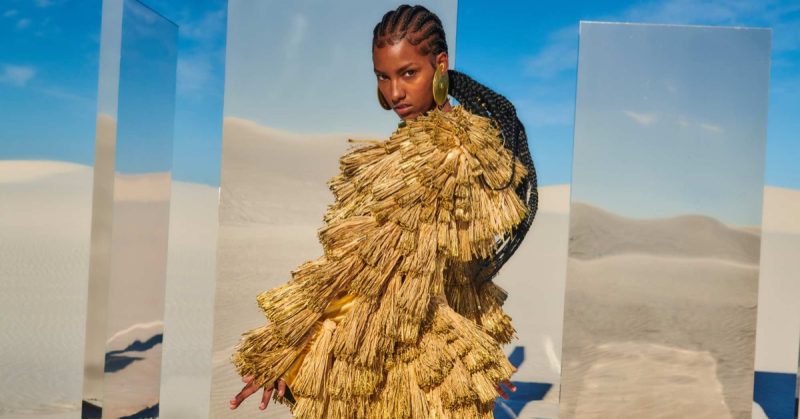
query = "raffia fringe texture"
xmin=231 ymin=105 xmax=529 ymax=418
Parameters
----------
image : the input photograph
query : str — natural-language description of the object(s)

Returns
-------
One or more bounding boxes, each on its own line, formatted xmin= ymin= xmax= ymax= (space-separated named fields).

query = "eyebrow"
xmin=374 ymin=62 xmax=417 ymax=75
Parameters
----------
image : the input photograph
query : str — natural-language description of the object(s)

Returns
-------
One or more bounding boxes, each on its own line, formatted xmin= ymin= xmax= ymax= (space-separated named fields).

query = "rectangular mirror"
xmin=561 ymin=21 xmax=770 ymax=418
xmin=83 ymin=0 xmax=177 ymax=416
xmin=210 ymin=2 xmax=457 ymax=417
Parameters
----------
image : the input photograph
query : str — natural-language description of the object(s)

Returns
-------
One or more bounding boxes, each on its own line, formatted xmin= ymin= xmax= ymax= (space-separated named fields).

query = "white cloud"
xmin=3 ymin=9 xmax=18 ymax=18
xmin=34 ymin=0 xmax=55 ymax=7
xmin=40 ymin=86 xmax=93 ymax=105
xmin=618 ymin=0 xmax=799 ymax=53
xmin=619 ymin=0 xmax=766 ymax=24
xmin=523 ymin=25 xmax=578 ymax=79
xmin=16 ymin=18 xmax=31 ymax=29
xmin=285 ymin=13 xmax=308 ymax=58
xmin=279 ymin=13 xmax=308 ymax=83
xmin=522 ymin=0 xmax=799 ymax=81
xmin=516 ymin=99 xmax=574 ymax=127
xmin=699 ymin=122 xmax=723 ymax=133
xmin=181 ymin=8 xmax=226 ymax=42
xmin=624 ymin=110 xmax=658 ymax=125
xmin=177 ymin=52 xmax=213 ymax=94
xmin=0 ymin=64 xmax=36 ymax=87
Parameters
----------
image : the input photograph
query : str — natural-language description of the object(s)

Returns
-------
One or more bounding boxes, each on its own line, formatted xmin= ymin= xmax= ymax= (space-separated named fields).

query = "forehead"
xmin=373 ymin=39 xmax=430 ymax=70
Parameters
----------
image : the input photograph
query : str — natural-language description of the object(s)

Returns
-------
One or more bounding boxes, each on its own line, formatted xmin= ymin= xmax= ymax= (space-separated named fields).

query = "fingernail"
xmin=260 ymin=402 xmax=265 ymax=409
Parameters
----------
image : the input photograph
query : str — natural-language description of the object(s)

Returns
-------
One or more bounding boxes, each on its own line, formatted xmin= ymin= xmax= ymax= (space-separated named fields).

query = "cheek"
xmin=377 ymin=82 xmax=390 ymax=96
xmin=409 ymin=79 xmax=432 ymax=105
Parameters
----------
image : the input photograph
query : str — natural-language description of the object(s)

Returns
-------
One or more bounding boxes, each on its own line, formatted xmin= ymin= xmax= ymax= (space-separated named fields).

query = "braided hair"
xmin=373 ymin=5 xmax=539 ymax=285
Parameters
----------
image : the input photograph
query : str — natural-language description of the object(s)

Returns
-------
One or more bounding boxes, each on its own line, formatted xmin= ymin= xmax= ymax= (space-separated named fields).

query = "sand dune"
xmin=569 ymin=201 xmax=761 ymax=264
xmin=564 ymin=201 xmax=763 ymax=418
xmin=0 ymin=160 xmax=219 ymax=418
xmin=0 ymin=160 xmax=88 ymax=184
xmin=220 ymin=117 xmax=360 ymax=225
xmin=114 ymin=172 xmax=171 ymax=202
xmin=3 ymin=152 xmax=798 ymax=419
xmin=572 ymin=341 xmax=732 ymax=418
xmin=561 ymin=254 xmax=758 ymax=418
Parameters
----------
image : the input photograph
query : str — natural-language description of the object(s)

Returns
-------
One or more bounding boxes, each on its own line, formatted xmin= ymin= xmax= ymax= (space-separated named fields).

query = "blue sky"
xmin=0 ymin=0 xmax=797 ymax=190
xmin=456 ymin=0 xmax=799 ymax=189
xmin=0 ymin=0 xmax=102 ymax=167
xmin=0 ymin=0 xmax=226 ymax=185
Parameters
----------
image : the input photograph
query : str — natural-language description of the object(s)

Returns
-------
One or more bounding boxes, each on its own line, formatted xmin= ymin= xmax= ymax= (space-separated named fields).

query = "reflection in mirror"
xmin=209 ymin=2 xmax=456 ymax=417
xmin=561 ymin=22 xmax=770 ymax=418
xmin=82 ymin=0 xmax=177 ymax=417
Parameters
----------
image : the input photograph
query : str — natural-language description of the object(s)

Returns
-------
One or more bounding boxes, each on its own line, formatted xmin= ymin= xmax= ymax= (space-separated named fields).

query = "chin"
xmin=398 ymin=111 xmax=420 ymax=121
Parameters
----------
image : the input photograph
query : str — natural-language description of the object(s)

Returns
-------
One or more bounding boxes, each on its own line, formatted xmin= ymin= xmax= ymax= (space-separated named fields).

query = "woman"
xmin=229 ymin=4 xmax=538 ymax=418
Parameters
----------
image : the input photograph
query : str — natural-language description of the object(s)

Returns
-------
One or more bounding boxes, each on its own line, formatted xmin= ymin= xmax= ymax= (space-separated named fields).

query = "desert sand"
xmin=0 ymin=160 xmax=220 ymax=418
xmin=2 ymin=130 xmax=798 ymax=418
xmin=561 ymin=200 xmax=768 ymax=419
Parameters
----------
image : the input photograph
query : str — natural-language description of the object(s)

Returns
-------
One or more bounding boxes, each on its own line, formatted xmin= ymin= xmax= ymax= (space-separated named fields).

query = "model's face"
xmin=373 ymin=39 xmax=445 ymax=121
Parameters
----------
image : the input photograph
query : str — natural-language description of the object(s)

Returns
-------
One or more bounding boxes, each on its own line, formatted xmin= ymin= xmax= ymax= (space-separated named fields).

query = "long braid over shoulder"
xmin=373 ymin=4 xmax=539 ymax=284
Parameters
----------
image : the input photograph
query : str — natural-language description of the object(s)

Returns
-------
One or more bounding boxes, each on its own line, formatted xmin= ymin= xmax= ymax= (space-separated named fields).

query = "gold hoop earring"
xmin=432 ymin=64 xmax=449 ymax=108
xmin=377 ymin=88 xmax=392 ymax=110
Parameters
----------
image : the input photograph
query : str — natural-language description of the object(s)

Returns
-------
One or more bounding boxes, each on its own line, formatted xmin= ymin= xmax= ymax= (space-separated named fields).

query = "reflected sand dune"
xmin=574 ymin=341 xmax=731 ymax=418
xmin=0 ymin=160 xmax=218 ymax=417
xmin=562 ymin=201 xmax=760 ymax=418
xmin=212 ymin=117 xmax=355 ymax=418
xmin=569 ymin=202 xmax=761 ymax=264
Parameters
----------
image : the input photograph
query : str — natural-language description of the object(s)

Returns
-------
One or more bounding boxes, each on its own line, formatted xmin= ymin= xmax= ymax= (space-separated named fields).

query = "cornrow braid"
xmin=373 ymin=5 xmax=539 ymax=285
xmin=373 ymin=5 xmax=447 ymax=57
xmin=447 ymin=69 xmax=539 ymax=284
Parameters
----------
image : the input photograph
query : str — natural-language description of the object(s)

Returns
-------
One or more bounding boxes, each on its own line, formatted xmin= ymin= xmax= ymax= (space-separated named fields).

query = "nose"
xmin=389 ymin=80 xmax=405 ymax=104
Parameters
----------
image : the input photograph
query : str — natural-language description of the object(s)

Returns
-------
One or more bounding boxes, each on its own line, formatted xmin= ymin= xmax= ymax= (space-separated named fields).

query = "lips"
xmin=394 ymin=103 xmax=412 ymax=115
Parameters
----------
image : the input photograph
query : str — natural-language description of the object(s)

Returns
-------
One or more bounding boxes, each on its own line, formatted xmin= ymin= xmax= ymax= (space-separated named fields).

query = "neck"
xmin=430 ymin=101 xmax=453 ymax=114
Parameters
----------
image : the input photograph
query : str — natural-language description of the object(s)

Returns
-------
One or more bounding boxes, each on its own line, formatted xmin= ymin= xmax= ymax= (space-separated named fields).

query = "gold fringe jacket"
xmin=230 ymin=105 xmax=530 ymax=418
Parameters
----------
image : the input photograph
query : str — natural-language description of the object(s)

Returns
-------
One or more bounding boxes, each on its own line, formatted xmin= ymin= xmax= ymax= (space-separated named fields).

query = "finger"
xmin=277 ymin=379 xmax=287 ymax=397
xmin=502 ymin=379 xmax=517 ymax=392
xmin=259 ymin=386 xmax=274 ymax=410
xmin=229 ymin=379 xmax=259 ymax=410
xmin=495 ymin=384 xmax=509 ymax=400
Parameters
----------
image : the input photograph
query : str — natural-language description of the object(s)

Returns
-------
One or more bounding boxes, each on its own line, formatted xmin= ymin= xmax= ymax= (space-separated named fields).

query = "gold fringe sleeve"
xmin=230 ymin=105 xmax=530 ymax=417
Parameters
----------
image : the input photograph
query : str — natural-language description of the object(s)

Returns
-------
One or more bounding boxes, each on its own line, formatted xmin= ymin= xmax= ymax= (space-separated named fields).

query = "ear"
xmin=434 ymin=52 xmax=449 ymax=71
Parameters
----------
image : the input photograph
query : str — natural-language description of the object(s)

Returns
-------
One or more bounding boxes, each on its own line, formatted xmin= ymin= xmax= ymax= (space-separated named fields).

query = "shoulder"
xmin=384 ymin=105 xmax=497 ymax=150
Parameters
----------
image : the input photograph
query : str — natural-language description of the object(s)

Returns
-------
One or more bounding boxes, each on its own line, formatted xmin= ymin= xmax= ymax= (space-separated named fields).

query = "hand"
xmin=229 ymin=375 xmax=287 ymax=411
xmin=495 ymin=366 xmax=518 ymax=400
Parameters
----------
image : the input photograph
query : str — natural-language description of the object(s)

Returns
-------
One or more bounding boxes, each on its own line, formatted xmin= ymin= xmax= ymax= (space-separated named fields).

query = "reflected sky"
xmin=222 ymin=0 xmax=457 ymax=137
xmin=571 ymin=22 xmax=770 ymax=225
xmin=115 ymin=0 xmax=177 ymax=175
